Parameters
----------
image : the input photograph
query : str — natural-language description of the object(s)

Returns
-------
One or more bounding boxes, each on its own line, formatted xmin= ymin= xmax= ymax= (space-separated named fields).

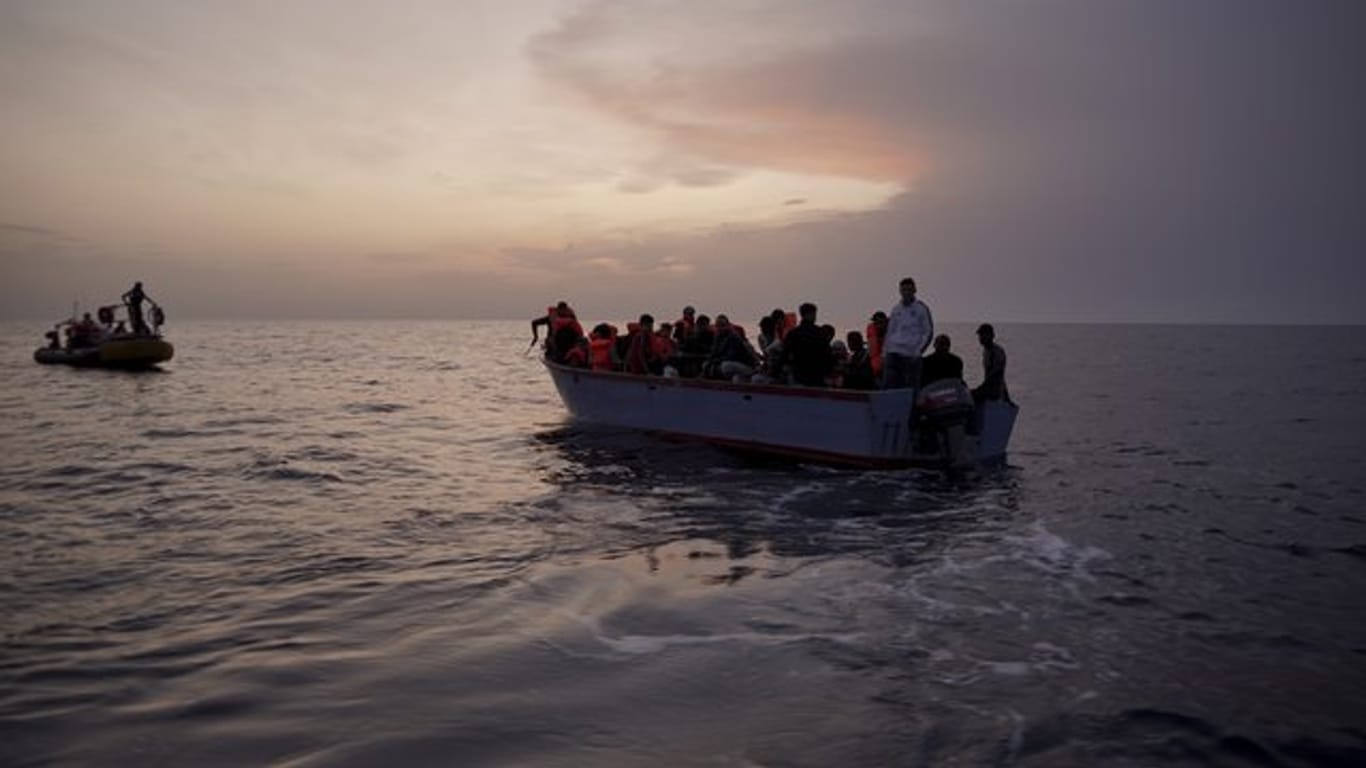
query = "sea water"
xmin=2 ymin=321 xmax=1364 ymax=766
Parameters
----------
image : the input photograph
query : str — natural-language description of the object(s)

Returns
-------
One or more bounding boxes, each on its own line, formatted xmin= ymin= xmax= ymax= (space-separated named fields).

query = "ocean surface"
xmin=2 ymin=320 xmax=1364 ymax=767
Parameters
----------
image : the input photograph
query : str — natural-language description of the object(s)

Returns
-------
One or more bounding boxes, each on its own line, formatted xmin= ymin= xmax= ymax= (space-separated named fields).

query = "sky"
xmin=1 ymin=0 xmax=1362 ymax=325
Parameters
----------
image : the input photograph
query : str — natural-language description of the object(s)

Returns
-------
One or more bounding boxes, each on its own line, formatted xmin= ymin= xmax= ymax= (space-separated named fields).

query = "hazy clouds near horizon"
xmin=2 ymin=1 xmax=1363 ymax=324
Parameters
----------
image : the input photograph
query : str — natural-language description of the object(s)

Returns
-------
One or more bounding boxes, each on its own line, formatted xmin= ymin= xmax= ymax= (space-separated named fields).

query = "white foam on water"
xmin=597 ymin=628 xmax=864 ymax=656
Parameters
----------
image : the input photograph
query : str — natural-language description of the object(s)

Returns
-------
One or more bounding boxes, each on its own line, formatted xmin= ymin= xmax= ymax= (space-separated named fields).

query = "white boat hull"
xmin=544 ymin=362 xmax=1017 ymax=468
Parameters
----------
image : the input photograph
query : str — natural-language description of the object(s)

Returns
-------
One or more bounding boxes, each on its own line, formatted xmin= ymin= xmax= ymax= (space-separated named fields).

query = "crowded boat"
xmin=534 ymin=278 xmax=1018 ymax=469
xmin=33 ymin=282 xmax=174 ymax=370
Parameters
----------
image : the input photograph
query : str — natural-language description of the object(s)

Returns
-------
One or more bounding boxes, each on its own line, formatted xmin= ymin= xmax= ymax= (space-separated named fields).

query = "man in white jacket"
xmin=882 ymin=277 xmax=934 ymax=389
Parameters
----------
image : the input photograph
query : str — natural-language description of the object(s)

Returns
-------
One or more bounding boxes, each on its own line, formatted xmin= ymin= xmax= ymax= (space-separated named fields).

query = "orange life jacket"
xmin=551 ymin=311 xmax=582 ymax=338
xmin=564 ymin=344 xmax=588 ymax=367
xmin=589 ymin=337 xmax=614 ymax=370
xmin=866 ymin=321 xmax=885 ymax=376
xmin=652 ymin=332 xmax=675 ymax=359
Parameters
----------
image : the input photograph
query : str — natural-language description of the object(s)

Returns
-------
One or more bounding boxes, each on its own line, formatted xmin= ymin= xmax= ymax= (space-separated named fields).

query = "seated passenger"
xmin=922 ymin=334 xmax=965 ymax=386
xmin=624 ymin=314 xmax=662 ymax=375
xmin=685 ymin=315 xmax=714 ymax=356
xmin=756 ymin=316 xmax=778 ymax=354
xmin=673 ymin=306 xmax=696 ymax=343
xmin=70 ymin=312 xmax=102 ymax=348
xmin=653 ymin=323 xmax=678 ymax=367
xmin=769 ymin=308 xmax=797 ymax=342
xmin=866 ymin=311 xmax=888 ymax=382
xmin=843 ymin=331 xmax=877 ymax=390
xmin=705 ymin=315 xmax=759 ymax=381
xmin=588 ymin=323 xmax=616 ymax=371
xmin=828 ymin=338 xmax=849 ymax=387
xmin=563 ymin=338 xmax=590 ymax=368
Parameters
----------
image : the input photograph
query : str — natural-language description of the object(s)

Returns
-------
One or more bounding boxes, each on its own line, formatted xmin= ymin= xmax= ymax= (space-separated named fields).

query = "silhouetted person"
xmin=972 ymin=323 xmax=1011 ymax=404
xmin=882 ymin=276 xmax=934 ymax=389
xmin=921 ymin=334 xmax=964 ymax=386
xmin=531 ymin=301 xmax=584 ymax=363
xmin=123 ymin=281 xmax=150 ymax=335
xmin=624 ymin=314 xmax=661 ymax=374
xmin=842 ymin=331 xmax=877 ymax=390
xmin=778 ymin=302 xmax=834 ymax=386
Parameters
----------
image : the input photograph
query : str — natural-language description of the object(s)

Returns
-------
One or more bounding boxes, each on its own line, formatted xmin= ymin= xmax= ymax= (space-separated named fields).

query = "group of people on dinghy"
xmin=43 ymin=282 xmax=165 ymax=351
xmin=532 ymin=276 xmax=1011 ymax=406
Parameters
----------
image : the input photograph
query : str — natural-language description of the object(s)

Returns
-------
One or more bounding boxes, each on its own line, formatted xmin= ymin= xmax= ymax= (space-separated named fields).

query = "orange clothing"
xmin=589 ymin=337 xmax=614 ymax=370
xmin=866 ymin=321 xmax=885 ymax=377
xmin=652 ymin=332 xmax=676 ymax=359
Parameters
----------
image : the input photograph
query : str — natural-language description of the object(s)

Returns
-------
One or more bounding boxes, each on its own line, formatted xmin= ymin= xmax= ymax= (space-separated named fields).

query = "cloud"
xmin=0 ymin=223 xmax=67 ymax=238
xmin=614 ymin=153 xmax=742 ymax=194
xmin=529 ymin=4 xmax=923 ymax=182
xmin=521 ymin=0 xmax=1366 ymax=323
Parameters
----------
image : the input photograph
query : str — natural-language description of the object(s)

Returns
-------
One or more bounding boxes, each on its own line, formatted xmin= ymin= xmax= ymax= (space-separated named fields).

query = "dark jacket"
xmin=843 ymin=350 xmax=877 ymax=390
xmin=922 ymin=351 xmax=964 ymax=385
xmin=781 ymin=321 xmax=834 ymax=386
xmin=709 ymin=329 xmax=757 ymax=367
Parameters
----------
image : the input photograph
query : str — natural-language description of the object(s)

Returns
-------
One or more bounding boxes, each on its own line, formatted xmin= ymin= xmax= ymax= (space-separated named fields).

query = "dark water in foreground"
xmin=2 ymin=321 xmax=1365 ymax=767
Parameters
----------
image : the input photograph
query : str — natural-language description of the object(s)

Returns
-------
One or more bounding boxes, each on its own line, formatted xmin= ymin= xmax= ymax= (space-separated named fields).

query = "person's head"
xmin=899 ymin=277 xmax=917 ymax=304
xmin=638 ymin=313 xmax=654 ymax=331
xmin=976 ymin=323 xmax=995 ymax=345
xmin=769 ymin=308 xmax=786 ymax=323
xmin=934 ymin=334 xmax=951 ymax=353
xmin=831 ymin=339 xmax=848 ymax=358
xmin=820 ymin=323 xmax=835 ymax=341
xmin=870 ymin=310 xmax=887 ymax=326
xmin=847 ymin=330 xmax=866 ymax=352
xmin=798 ymin=302 xmax=817 ymax=322
xmin=696 ymin=314 xmax=711 ymax=330
xmin=714 ymin=314 xmax=730 ymax=330
xmin=592 ymin=322 xmax=612 ymax=339
xmin=134 ymin=281 xmax=142 ymax=289
xmin=657 ymin=322 xmax=672 ymax=336
xmin=556 ymin=300 xmax=573 ymax=317
xmin=682 ymin=305 xmax=695 ymax=319
xmin=82 ymin=312 xmax=93 ymax=321
xmin=759 ymin=316 xmax=775 ymax=336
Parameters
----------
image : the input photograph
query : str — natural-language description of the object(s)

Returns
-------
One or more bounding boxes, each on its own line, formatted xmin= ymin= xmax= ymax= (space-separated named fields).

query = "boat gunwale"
xmin=543 ymin=360 xmax=894 ymax=403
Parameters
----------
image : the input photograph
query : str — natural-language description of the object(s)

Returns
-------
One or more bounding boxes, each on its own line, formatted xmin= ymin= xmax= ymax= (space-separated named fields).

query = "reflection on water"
xmin=531 ymin=423 xmax=1024 ymax=579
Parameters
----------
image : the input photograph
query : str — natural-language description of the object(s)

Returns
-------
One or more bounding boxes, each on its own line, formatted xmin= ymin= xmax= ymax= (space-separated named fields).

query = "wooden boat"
xmin=544 ymin=361 xmax=1017 ymax=469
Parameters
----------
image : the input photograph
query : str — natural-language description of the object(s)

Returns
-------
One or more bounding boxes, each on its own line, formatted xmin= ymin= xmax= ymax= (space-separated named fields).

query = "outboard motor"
xmin=914 ymin=379 xmax=976 ymax=468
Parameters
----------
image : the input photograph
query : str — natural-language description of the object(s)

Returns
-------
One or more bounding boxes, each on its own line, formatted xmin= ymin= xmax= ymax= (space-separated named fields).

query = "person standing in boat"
xmin=882 ymin=277 xmax=934 ymax=389
xmin=122 ymin=281 xmax=151 ymax=335
xmin=624 ymin=314 xmax=662 ymax=375
xmin=531 ymin=302 xmax=584 ymax=364
xmin=972 ymin=323 xmax=1012 ymax=405
xmin=777 ymin=302 xmax=834 ymax=387
xmin=866 ymin=311 xmax=888 ymax=382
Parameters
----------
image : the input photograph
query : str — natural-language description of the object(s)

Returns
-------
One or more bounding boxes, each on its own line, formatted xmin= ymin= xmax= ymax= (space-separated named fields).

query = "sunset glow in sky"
xmin=2 ymin=1 xmax=1362 ymax=323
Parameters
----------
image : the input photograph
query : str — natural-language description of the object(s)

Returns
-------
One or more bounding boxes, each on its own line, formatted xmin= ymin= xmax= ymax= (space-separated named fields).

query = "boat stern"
xmin=100 ymin=338 xmax=175 ymax=368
